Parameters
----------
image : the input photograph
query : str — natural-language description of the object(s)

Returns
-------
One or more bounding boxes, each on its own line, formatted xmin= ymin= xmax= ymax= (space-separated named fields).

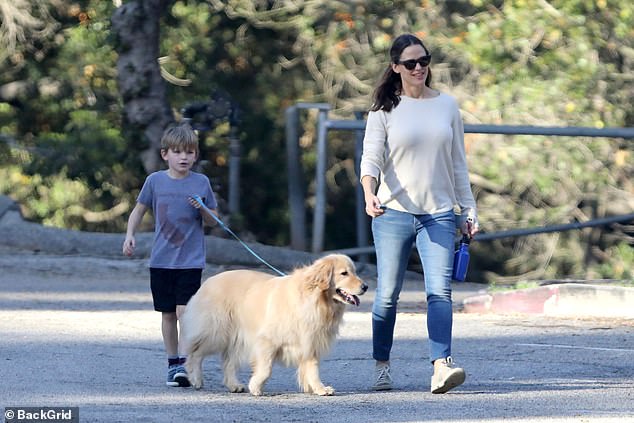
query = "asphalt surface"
xmin=1 ymin=249 xmax=633 ymax=423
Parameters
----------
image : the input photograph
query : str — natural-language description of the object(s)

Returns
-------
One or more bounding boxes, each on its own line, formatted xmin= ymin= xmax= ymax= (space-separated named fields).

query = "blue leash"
xmin=191 ymin=195 xmax=286 ymax=276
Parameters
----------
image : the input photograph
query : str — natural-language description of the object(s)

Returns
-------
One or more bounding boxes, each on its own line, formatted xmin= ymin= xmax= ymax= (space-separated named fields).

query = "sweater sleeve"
xmin=450 ymin=101 xmax=477 ymax=218
xmin=359 ymin=110 xmax=387 ymax=181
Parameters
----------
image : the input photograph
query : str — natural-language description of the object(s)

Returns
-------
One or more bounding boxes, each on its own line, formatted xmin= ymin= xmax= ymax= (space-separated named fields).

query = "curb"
xmin=0 ymin=195 xmax=20 ymax=220
xmin=463 ymin=283 xmax=634 ymax=319
xmin=0 ymin=195 xmax=376 ymax=278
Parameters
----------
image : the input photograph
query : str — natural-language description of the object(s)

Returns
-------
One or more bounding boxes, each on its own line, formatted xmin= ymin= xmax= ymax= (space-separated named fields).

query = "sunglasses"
xmin=397 ymin=54 xmax=432 ymax=70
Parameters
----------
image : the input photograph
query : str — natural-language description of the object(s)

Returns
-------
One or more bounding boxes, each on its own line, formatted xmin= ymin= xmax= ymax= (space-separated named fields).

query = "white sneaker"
xmin=431 ymin=356 xmax=465 ymax=394
xmin=372 ymin=362 xmax=393 ymax=391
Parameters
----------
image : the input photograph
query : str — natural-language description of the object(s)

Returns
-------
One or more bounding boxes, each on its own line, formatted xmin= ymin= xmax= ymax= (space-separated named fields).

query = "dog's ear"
xmin=305 ymin=257 xmax=334 ymax=291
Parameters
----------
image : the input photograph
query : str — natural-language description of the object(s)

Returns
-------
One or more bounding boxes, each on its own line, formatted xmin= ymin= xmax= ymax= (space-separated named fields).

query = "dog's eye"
xmin=341 ymin=271 xmax=348 ymax=276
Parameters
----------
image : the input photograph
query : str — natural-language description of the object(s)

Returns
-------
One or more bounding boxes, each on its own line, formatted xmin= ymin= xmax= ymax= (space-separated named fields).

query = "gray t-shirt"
xmin=137 ymin=170 xmax=217 ymax=269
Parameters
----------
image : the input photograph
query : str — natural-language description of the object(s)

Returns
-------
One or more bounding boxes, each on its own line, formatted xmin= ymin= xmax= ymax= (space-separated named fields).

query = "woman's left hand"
xmin=463 ymin=217 xmax=479 ymax=238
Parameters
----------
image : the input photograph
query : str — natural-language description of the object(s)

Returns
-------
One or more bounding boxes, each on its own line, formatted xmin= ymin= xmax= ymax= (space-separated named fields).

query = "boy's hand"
xmin=189 ymin=194 xmax=219 ymax=226
xmin=189 ymin=196 xmax=202 ymax=209
xmin=122 ymin=236 xmax=135 ymax=256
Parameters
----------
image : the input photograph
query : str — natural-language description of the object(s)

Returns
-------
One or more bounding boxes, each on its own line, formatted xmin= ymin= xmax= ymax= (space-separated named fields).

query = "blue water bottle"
xmin=452 ymin=234 xmax=471 ymax=282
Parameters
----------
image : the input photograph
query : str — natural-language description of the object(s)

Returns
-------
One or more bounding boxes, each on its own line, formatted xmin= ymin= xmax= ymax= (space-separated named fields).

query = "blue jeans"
xmin=371 ymin=208 xmax=456 ymax=363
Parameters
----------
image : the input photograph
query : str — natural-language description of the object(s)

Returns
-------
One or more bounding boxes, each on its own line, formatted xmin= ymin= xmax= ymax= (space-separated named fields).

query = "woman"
xmin=360 ymin=33 xmax=479 ymax=394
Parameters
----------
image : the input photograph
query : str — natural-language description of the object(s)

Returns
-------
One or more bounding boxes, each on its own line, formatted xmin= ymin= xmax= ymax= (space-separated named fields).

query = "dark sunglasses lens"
xmin=403 ymin=60 xmax=417 ymax=70
xmin=401 ymin=56 xmax=431 ymax=70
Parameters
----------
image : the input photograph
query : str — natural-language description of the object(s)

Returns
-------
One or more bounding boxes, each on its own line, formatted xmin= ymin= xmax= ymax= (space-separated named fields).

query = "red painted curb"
xmin=463 ymin=285 xmax=560 ymax=314
xmin=462 ymin=283 xmax=634 ymax=318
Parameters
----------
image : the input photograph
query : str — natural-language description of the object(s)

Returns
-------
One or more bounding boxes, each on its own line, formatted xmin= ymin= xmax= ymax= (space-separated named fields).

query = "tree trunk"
xmin=111 ymin=0 xmax=174 ymax=173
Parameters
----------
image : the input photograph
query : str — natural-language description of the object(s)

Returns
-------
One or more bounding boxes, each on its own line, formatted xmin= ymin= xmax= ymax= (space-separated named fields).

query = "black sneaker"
xmin=167 ymin=364 xmax=191 ymax=387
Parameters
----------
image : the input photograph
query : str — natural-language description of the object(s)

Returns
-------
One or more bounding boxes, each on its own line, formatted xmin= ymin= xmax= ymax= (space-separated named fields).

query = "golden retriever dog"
xmin=181 ymin=254 xmax=367 ymax=396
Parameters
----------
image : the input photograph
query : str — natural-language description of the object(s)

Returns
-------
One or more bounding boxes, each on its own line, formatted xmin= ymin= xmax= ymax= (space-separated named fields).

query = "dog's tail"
xmin=181 ymin=294 xmax=233 ymax=357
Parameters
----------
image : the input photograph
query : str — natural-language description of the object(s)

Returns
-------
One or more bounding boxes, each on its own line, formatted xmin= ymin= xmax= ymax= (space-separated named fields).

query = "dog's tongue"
xmin=352 ymin=295 xmax=360 ymax=307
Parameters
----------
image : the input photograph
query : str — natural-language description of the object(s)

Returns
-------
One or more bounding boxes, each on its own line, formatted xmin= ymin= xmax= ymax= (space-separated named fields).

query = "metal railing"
xmin=285 ymin=103 xmax=331 ymax=251
xmin=285 ymin=103 xmax=634 ymax=254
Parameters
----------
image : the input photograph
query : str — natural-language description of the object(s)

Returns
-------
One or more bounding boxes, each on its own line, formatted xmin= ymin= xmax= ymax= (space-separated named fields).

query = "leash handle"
xmin=190 ymin=195 xmax=286 ymax=276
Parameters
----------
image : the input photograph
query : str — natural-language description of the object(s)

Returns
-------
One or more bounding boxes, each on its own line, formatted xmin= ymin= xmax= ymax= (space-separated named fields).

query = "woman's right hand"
xmin=364 ymin=195 xmax=386 ymax=218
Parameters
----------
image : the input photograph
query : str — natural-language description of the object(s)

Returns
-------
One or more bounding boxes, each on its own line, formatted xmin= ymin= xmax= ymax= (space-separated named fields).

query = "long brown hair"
xmin=370 ymin=34 xmax=432 ymax=112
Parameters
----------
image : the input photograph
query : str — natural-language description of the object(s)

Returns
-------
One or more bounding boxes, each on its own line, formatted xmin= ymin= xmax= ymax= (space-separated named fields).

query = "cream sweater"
xmin=360 ymin=93 xmax=477 ymax=218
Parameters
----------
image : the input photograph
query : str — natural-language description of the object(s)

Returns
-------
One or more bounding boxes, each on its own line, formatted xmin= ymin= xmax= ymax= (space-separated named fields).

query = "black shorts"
xmin=150 ymin=268 xmax=202 ymax=312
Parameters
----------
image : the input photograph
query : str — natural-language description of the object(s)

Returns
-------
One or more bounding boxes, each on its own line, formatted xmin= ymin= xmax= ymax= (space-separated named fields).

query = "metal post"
xmin=312 ymin=108 xmax=329 ymax=253
xmin=228 ymin=125 xmax=240 ymax=216
xmin=285 ymin=103 xmax=331 ymax=251
xmin=285 ymin=106 xmax=306 ymax=250
xmin=353 ymin=111 xmax=369 ymax=262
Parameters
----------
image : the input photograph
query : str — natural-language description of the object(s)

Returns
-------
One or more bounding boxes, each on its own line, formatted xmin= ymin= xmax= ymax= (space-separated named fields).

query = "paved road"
xmin=1 ymin=250 xmax=633 ymax=422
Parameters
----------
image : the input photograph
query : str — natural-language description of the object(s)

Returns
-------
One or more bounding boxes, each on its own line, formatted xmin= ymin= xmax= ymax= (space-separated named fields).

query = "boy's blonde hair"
xmin=160 ymin=123 xmax=199 ymax=154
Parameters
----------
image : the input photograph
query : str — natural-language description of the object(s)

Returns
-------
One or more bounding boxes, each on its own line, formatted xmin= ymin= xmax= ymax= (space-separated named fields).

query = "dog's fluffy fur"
xmin=181 ymin=254 xmax=367 ymax=396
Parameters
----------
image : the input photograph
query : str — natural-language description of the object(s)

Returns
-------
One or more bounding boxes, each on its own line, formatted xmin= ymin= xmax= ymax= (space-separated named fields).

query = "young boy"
xmin=122 ymin=123 xmax=218 ymax=387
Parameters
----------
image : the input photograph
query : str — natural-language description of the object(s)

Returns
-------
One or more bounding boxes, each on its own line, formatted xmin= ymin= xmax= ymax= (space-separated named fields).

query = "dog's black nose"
xmin=361 ymin=283 xmax=368 ymax=293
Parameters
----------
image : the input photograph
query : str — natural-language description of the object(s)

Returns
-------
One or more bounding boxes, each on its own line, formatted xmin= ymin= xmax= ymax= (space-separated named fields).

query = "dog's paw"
xmin=315 ymin=386 xmax=335 ymax=396
xmin=248 ymin=382 xmax=263 ymax=396
xmin=228 ymin=384 xmax=246 ymax=393
xmin=190 ymin=377 xmax=203 ymax=390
